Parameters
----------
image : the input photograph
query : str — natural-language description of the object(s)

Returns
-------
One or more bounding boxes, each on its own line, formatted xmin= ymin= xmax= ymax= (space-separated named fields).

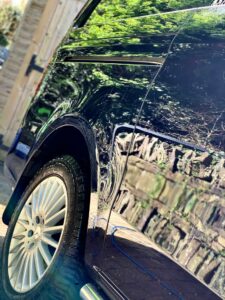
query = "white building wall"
xmin=0 ymin=0 xmax=86 ymax=148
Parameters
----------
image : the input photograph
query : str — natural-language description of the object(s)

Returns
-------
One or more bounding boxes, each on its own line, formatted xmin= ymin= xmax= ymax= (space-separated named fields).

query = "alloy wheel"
xmin=8 ymin=176 xmax=68 ymax=293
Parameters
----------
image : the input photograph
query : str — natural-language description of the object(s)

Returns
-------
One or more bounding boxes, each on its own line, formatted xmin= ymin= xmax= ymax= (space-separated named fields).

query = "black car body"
xmin=2 ymin=0 xmax=225 ymax=299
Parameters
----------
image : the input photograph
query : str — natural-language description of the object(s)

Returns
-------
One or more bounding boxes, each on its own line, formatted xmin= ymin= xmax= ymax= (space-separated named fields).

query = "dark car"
xmin=1 ymin=0 xmax=225 ymax=299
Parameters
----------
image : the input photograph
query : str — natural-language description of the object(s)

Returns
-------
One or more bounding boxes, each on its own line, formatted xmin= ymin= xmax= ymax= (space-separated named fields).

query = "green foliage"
xmin=64 ymin=0 xmax=223 ymax=50
xmin=88 ymin=0 xmax=213 ymax=24
xmin=0 ymin=4 xmax=21 ymax=46
xmin=37 ymin=107 xmax=52 ymax=118
xmin=0 ymin=32 xmax=7 ymax=46
xmin=219 ymin=250 xmax=225 ymax=257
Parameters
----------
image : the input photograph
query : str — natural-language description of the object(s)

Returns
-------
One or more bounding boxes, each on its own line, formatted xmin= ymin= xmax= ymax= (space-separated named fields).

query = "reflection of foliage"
xmin=63 ymin=3 xmax=225 ymax=51
xmin=140 ymin=46 xmax=225 ymax=152
xmin=37 ymin=107 xmax=52 ymax=119
xmin=67 ymin=12 xmax=181 ymax=46
xmin=88 ymin=0 xmax=212 ymax=24
xmin=53 ymin=1 xmax=225 ymax=153
xmin=0 ymin=4 xmax=21 ymax=46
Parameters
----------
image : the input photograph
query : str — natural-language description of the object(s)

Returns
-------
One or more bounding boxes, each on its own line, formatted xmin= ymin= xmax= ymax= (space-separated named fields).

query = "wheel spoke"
xmin=14 ymin=253 xmax=27 ymax=289
xmin=39 ymin=182 xmax=48 ymax=212
xmin=44 ymin=185 xmax=64 ymax=214
xmin=45 ymin=208 xmax=65 ymax=226
xmin=8 ymin=247 xmax=25 ymax=269
xmin=9 ymin=240 xmax=24 ymax=254
xmin=45 ymin=194 xmax=65 ymax=219
xmin=28 ymin=252 xmax=36 ymax=289
xmin=13 ymin=220 xmax=27 ymax=233
xmin=31 ymin=191 xmax=39 ymax=219
xmin=24 ymin=204 xmax=33 ymax=225
xmin=43 ymin=225 xmax=63 ymax=234
xmin=12 ymin=230 xmax=26 ymax=240
xmin=42 ymin=234 xmax=58 ymax=249
xmin=34 ymin=248 xmax=45 ymax=279
xmin=42 ymin=181 xmax=59 ymax=212
xmin=21 ymin=253 xmax=30 ymax=291
xmin=36 ymin=182 xmax=45 ymax=214
xmin=38 ymin=241 xmax=52 ymax=266
xmin=17 ymin=218 xmax=29 ymax=228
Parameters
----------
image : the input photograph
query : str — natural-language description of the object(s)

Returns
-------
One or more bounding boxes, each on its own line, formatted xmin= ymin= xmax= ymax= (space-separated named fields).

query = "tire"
xmin=1 ymin=155 xmax=89 ymax=300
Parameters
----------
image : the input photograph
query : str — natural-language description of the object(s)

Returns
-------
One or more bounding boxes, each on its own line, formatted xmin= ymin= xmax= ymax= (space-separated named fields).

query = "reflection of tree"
xmin=140 ymin=42 xmax=225 ymax=151
xmin=87 ymin=0 xmax=212 ymax=24
xmin=49 ymin=2 xmax=225 ymax=153
xmin=79 ymin=63 xmax=156 ymax=133
xmin=58 ymin=2 xmax=225 ymax=152
xmin=62 ymin=4 xmax=225 ymax=52
xmin=26 ymin=62 xmax=155 ymax=133
xmin=66 ymin=12 xmax=181 ymax=47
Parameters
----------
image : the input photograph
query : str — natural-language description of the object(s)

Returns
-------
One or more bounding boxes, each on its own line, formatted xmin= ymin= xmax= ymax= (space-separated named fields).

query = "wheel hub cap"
xmin=8 ymin=176 xmax=68 ymax=293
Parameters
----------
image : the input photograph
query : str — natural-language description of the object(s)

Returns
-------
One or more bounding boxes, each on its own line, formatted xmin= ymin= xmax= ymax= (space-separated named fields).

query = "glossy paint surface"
xmin=4 ymin=0 xmax=225 ymax=299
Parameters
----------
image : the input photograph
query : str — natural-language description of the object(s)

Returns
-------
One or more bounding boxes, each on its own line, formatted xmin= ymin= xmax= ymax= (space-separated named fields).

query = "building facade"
xmin=0 ymin=0 xmax=86 ymax=149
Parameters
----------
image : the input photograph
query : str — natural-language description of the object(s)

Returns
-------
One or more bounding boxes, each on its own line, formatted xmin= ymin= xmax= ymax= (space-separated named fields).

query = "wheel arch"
xmin=3 ymin=120 xmax=98 ymax=225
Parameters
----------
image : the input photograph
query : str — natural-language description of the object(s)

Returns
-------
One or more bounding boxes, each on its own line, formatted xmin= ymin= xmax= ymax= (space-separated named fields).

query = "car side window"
xmin=86 ymin=0 xmax=213 ymax=25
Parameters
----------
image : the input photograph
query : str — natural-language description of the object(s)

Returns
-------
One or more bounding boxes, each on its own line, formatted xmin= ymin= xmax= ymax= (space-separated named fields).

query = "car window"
xmin=86 ymin=0 xmax=213 ymax=25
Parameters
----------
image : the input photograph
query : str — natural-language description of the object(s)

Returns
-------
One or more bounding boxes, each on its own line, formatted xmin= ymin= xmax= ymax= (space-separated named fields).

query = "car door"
xmin=102 ymin=1 xmax=225 ymax=299
xmin=17 ymin=1 xmax=175 ymax=298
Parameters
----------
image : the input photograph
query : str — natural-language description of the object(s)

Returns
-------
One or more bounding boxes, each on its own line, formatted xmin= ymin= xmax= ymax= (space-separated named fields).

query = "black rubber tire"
xmin=1 ymin=155 xmax=89 ymax=300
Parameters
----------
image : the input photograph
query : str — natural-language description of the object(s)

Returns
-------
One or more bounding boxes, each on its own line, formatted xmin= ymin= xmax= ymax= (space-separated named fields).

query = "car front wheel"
xmin=1 ymin=155 xmax=88 ymax=299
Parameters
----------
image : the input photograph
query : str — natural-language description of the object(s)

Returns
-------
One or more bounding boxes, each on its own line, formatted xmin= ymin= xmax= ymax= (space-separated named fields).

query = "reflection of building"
xmin=113 ymin=132 xmax=225 ymax=298
xmin=0 ymin=0 xmax=87 ymax=149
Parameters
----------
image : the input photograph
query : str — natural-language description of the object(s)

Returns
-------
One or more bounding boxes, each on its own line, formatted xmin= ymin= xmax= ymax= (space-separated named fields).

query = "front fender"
xmin=3 ymin=115 xmax=98 ymax=225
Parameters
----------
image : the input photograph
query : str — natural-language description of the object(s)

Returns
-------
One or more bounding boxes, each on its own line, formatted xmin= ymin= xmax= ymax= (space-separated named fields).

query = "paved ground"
xmin=0 ymin=161 xmax=11 ymax=248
